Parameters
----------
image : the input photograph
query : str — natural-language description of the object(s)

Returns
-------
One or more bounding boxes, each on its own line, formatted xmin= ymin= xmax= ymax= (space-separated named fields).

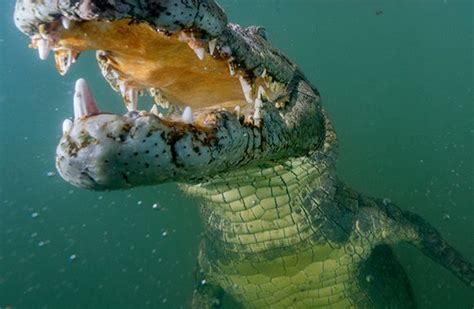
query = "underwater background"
xmin=0 ymin=0 xmax=472 ymax=308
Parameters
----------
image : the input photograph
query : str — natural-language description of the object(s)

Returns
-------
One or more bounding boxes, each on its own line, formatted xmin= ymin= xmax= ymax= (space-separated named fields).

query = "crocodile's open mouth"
xmin=23 ymin=14 xmax=291 ymax=188
xmin=31 ymin=17 xmax=288 ymax=125
xmin=15 ymin=1 xmax=322 ymax=189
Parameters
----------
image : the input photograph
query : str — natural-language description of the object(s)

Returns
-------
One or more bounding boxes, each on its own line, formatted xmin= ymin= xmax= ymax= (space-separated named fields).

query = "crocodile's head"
xmin=14 ymin=0 xmax=330 ymax=190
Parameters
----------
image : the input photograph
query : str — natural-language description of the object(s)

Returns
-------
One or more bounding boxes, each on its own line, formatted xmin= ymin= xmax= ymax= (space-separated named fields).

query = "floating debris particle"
xmin=69 ymin=254 xmax=77 ymax=261
xmin=38 ymin=241 xmax=45 ymax=247
xmin=46 ymin=171 xmax=56 ymax=177
xmin=31 ymin=212 xmax=39 ymax=218
xmin=152 ymin=202 xmax=166 ymax=211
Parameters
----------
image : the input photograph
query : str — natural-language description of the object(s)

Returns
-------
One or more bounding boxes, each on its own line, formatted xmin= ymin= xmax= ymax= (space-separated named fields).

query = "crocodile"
xmin=14 ymin=0 xmax=473 ymax=308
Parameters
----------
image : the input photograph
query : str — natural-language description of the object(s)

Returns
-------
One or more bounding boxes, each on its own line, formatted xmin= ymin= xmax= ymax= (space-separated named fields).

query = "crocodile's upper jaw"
xmin=15 ymin=0 xmax=289 ymax=112
xmin=14 ymin=0 xmax=324 ymax=190
xmin=36 ymin=19 xmax=249 ymax=110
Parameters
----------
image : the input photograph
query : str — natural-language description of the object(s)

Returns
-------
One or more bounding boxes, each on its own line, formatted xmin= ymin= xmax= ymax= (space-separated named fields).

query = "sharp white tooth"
xmin=61 ymin=16 xmax=71 ymax=29
xmin=118 ymin=81 xmax=127 ymax=97
xmin=62 ymin=119 xmax=73 ymax=135
xmin=54 ymin=49 xmax=73 ymax=75
xmin=257 ymin=86 xmax=266 ymax=99
xmin=182 ymin=106 xmax=194 ymax=124
xmin=65 ymin=50 xmax=73 ymax=71
xmin=239 ymin=76 xmax=253 ymax=103
xmin=178 ymin=31 xmax=191 ymax=42
xmin=228 ymin=63 xmax=235 ymax=76
xmin=125 ymin=88 xmax=138 ymax=111
xmin=254 ymin=98 xmax=263 ymax=109
xmin=234 ymin=105 xmax=241 ymax=118
xmin=150 ymin=104 xmax=160 ymax=116
xmin=193 ymin=47 xmax=205 ymax=61
xmin=208 ymin=39 xmax=217 ymax=55
xmin=253 ymin=107 xmax=262 ymax=127
xmin=74 ymin=87 xmax=84 ymax=119
xmin=111 ymin=70 xmax=120 ymax=79
xmin=37 ymin=39 xmax=50 ymax=60
xmin=73 ymin=78 xmax=99 ymax=119
xmin=253 ymin=108 xmax=261 ymax=119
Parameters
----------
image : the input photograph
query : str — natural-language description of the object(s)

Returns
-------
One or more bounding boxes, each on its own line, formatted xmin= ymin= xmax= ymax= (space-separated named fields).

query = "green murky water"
xmin=0 ymin=0 xmax=472 ymax=308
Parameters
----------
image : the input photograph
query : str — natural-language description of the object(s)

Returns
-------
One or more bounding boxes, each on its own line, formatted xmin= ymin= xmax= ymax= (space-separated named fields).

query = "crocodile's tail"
xmin=374 ymin=199 xmax=474 ymax=288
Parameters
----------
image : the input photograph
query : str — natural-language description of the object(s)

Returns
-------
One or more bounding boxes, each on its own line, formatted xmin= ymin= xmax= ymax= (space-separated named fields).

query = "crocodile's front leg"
xmin=191 ymin=242 xmax=226 ymax=309
xmin=345 ymin=184 xmax=474 ymax=287
xmin=192 ymin=266 xmax=225 ymax=308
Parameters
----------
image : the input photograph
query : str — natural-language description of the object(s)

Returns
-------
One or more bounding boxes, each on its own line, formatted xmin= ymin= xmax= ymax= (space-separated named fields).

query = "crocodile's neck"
xmin=181 ymin=155 xmax=370 ymax=307
xmin=183 ymin=156 xmax=338 ymax=265
xmin=182 ymin=111 xmax=338 ymax=260
xmin=179 ymin=109 xmax=372 ymax=308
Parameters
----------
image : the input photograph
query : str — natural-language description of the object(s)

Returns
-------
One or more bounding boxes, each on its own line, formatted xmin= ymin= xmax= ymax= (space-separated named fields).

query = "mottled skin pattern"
xmin=14 ymin=1 xmax=474 ymax=308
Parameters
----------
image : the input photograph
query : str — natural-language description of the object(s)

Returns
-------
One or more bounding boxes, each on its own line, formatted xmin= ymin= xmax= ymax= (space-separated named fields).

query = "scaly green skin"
xmin=14 ymin=1 xmax=473 ymax=308
xmin=184 ymin=100 xmax=470 ymax=308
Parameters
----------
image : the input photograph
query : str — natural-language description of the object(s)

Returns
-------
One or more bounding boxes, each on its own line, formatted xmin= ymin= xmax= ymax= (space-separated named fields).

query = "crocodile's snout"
xmin=15 ymin=0 xmax=228 ymax=37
